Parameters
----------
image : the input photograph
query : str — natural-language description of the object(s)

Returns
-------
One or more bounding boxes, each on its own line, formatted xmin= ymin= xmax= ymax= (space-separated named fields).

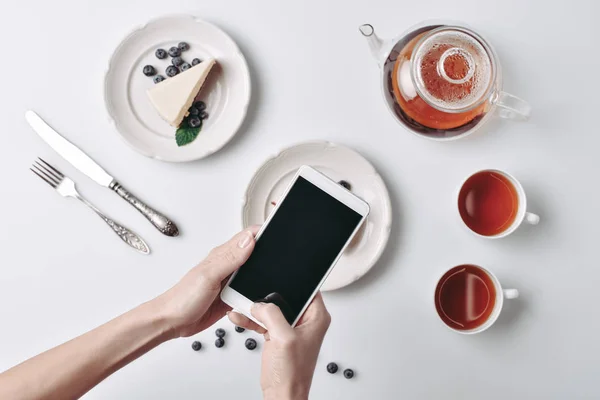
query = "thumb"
xmin=202 ymin=229 xmax=257 ymax=282
xmin=251 ymin=303 xmax=294 ymax=340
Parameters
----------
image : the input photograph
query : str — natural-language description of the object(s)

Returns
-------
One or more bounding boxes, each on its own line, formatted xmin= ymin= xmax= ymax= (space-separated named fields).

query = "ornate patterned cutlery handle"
xmin=77 ymin=196 xmax=150 ymax=254
xmin=110 ymin=181 xmax=179 ymax=237
xmin=100 ymin=216 xmax=150 ymax=254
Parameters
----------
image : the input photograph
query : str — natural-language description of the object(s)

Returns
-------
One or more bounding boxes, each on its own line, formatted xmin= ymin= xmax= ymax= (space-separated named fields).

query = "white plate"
xmin=242 ymin=142 xmax=393 ymax=291
xmin=104 ymin=15 xmax=251 ymax=162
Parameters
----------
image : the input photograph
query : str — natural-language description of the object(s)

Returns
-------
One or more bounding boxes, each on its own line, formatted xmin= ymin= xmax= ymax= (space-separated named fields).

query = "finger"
xmin=300 ymin=293 xmax=325 ymax=319
xmin=247 ymin=225 xmax=261 ymax=235
xmin=297 ymin=293 xmax=331 ymax=330
xmin=251 ymin=303 xmax=294 ymax=339
xmin=227 ymin=311 xmax=267 ymax=334
xmin=202 ymin=230 xmax=257 ymax=282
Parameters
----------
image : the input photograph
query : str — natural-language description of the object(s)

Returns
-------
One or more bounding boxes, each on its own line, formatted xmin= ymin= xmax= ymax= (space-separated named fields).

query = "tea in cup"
xmin=457 ymin=169 xmax=539 ymax=238
xmin=434 ymin=264 xmax=518 ymax=334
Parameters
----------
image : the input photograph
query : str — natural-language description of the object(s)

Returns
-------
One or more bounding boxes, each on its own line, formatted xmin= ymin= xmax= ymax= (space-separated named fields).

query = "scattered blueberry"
xmin=178 ymin=42 xmax=190 ymax=51
xmin=194 ymin=101 xmax=206 ymax=111
xmin=192 ymin=58 xmax=202 ymax=66
xmin=155 ymin=48 xmax=167 ymax=59
xmin=338 ymin=180 xmax=352 ymax=191
xmin=235 ymin=326 xmax=245 ymax=333
xmin=171 ymin=56 xmax=184 ymax=67
xmin=245 ymin=338 xmax=257 ymax=350
xmin=215 ymin=338 xmax=225 ymax=348
xmin=215 ymin=328 xmax=226 ymax=338
xmin=199 ymin=111 xmax=209 ymax=120
xmin=327 ymin=362 xmax=339 ymax=374
xmin=191 ymin=341 xmax=202 ymax=351
xmin=188 ymin=107 xmax=200 ymax=116
xmin=343 ymin=369 xmax=354 ymax=379
xmin=168 ymin=46 xmax=181 ymax=57
xmin=188 ymin=116 xmax=201 ymax=128
xmin=166 ymin=65 xmax=179 ymax=77
xmin=142 ymin=65 xmax=156 ymax=77
xmin=153 ymin=75 xmax=165 ymax=84
xmin=180 ymin=62 xmax=191 ymax=71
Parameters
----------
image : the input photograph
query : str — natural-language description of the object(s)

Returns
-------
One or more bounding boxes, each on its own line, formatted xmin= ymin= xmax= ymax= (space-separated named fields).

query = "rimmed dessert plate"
xmin=242 ymin=141 xmax=393 ymax=291
xmin=104 ymin=15 xmax=251 ymax=162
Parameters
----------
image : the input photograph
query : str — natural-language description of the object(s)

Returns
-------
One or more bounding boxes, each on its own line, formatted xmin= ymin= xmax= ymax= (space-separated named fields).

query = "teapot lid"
xmin=411 ymin=26 xmax=496 ymax=113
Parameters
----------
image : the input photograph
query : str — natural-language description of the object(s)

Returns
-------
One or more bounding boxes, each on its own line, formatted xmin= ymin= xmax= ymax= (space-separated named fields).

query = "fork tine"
xmin=32 ymin=163 xmax=61 ymax=186
xmin=33 ymin=160 xmax=62 ymax=184
xmin=37 ymin=157 xmax=64 ymax=178
xmin=30 ymin=167 xmax=58 ymax=188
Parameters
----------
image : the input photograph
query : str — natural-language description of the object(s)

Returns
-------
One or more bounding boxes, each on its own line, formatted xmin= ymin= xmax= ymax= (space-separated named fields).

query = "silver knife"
xmin=25 ymin=110 xmax=179 ymax=237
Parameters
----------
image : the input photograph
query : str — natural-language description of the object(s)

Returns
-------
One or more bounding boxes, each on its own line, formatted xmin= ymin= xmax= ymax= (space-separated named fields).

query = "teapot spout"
xmin=359 ymin=24 xmax=386 ymax=66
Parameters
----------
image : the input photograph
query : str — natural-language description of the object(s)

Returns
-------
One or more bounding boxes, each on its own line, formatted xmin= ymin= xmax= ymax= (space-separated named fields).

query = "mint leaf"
xmin=175 ymin=118 xmax=202 ymax=147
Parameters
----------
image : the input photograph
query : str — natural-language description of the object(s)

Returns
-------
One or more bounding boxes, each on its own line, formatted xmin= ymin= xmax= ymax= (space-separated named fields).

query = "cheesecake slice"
xmin=147 ymin=58 xmax=216 ymax=127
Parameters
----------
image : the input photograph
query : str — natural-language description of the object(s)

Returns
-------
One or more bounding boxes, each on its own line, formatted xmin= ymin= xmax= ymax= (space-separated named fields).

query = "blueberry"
xmin=215 ymin=338 xmax=225 ymax=348
xmin=338 ymin=180 xmax=352 ymax=191
xmin=245 ymin=338 xmax=257 ymax=350
xmin=192 ymin=58 xmax=202 ymax=66
xmin=343 ymin=369 xmax=354 ymax=379
xmin=215 ymin=328 xmax=226 ymax=338
xmin=188 ymin=116 xmax=201 ymax=128
xmin=178 ymin=41 xmax=190 ymax=51
xmin=166 ymin=65 xmax=179 ymax=77
xmin=155 ymin=48 xmax=167 ymax=59
xmin=180 ymin=62 xmax=191 ymax=71
xmin=235 ymin=326 xmax=245 ymax=333
xmin=193 ymin=101 xmax=206 ymax=111
xmin=142 ymin=65 xmax=156 ymax=77
xmin=168 ymin=46 xmax=181 ymax=57
xmin=171 ymin=56 xmax=184 ymax=67
xmin=153 ymin=75 xmax=165 ymax=84
xmin=199 ymin=111 xmax=209 ymax=120
xmin=327 ymin=362 xmax=338 ymax=374
xmin=191 ymin=341 xmax=202 ymax=351
xmin=189 ymin=107 xmax=200 ymax=116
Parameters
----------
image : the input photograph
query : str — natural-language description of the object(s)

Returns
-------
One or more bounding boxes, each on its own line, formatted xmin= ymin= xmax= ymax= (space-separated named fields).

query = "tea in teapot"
xmin=360 ymin=23 xmax=530 ymax=140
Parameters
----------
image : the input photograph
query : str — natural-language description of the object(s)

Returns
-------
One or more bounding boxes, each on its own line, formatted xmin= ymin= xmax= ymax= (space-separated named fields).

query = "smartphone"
xmin=221 ymin=166 xmax=370 ymax=327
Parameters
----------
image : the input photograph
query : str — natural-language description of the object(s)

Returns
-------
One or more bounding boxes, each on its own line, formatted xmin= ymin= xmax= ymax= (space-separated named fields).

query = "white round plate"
xmin=104 ymin=15 xmax=251 ymax=162
xmin=242 ymin=142 xmax=392 ymax=291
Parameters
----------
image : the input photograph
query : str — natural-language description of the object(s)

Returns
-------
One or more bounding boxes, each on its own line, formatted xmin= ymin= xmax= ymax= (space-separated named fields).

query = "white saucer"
xmin=242 ymin=142 xmax=392 ymax=291
xmin=104 ymin=15 xmax=251 ymax=162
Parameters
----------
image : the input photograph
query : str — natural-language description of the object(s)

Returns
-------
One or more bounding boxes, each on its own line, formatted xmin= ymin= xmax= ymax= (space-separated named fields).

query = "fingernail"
xmin=237 ymin=231 xmax=253 ymax=249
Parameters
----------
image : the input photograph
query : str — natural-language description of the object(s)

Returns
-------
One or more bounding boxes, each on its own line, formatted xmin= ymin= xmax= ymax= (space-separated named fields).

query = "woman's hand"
xmin=156 ymin=227 xmax=259 ymax=338
xmin=0 ymin=228 xmax=259 ymax=400
xmin=229 ymin=294 xmax=331 ymax=400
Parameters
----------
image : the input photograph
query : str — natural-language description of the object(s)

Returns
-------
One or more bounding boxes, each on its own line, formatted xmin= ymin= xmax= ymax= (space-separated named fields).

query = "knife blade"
xmin=26 ymin=111 xmax=114 ymax=187
xmin=26 ymin=110 xmax=179 ymax=237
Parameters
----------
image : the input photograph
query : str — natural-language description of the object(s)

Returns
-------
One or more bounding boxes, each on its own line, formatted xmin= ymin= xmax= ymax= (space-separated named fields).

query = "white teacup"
xmin=457 ymin=169 xmax=540 ymax=239
xmin=434 ymin=264 xmax=518 ymax=334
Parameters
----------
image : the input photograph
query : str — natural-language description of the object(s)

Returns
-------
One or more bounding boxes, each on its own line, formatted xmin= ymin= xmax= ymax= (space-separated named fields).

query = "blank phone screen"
xmin=230 ymin=176 xmax=362 ymax=323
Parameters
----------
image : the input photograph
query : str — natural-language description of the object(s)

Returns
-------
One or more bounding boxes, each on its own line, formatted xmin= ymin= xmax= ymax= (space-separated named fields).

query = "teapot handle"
xmin=359 ymin=24 xmax=386 ymax=67
xmin=495 ymin=91 xmax=531 ymax=120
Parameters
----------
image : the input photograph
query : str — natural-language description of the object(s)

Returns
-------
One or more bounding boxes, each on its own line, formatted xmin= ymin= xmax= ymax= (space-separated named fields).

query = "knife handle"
xmin=110 ymin=181 xmax=179 ymax=237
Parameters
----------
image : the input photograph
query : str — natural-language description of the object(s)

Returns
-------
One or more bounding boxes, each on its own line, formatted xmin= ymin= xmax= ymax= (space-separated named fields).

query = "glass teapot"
xmin=360 ymin=22 xmax=531 ymax=141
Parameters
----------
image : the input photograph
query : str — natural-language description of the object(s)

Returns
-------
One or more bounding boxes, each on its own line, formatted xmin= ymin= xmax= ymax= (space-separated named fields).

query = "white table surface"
xmin=1 ymin=0 xmax=599 ymax=399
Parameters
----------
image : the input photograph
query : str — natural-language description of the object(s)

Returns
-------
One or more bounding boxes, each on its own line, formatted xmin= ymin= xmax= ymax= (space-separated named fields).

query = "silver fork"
xmin=31 ymin=158 xmax=150 ymax=254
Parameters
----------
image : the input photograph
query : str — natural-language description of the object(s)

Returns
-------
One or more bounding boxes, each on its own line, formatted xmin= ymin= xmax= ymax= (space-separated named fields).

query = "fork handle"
xmin=109 ymin=181 xmax=179 ymax=237
xmin=101 ymin=216 xmax=150 ymax=254
xmin=77 ymin=197 xmax=150 ymax=255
